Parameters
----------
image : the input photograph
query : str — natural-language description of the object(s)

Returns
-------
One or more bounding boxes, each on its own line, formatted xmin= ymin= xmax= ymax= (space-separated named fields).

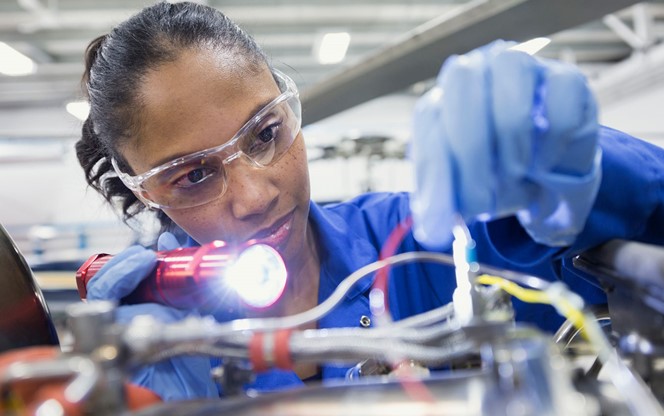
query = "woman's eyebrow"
xmin=147 ymin=96 xmax=278 ymax=168
xmin=244 ymin=96 xmax=276 ymax=125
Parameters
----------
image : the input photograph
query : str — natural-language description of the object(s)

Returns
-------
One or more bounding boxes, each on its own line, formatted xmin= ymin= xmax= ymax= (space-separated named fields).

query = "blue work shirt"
xmin=245 ymin=126 xmax=664 ymax=393
xmin=136 ymin=126 xmax=661 ymax=399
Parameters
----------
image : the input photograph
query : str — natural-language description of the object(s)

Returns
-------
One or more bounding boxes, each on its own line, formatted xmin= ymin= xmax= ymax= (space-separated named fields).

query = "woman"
xmin=76 ymin=1 xmax=664 ymax=401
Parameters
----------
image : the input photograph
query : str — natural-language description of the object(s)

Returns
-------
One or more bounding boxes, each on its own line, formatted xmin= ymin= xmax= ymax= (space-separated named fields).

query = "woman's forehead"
xmin=122 ymin=50 xmax=277 ymax=172
xmin=140 ymin=49 xmax=274 ymax=122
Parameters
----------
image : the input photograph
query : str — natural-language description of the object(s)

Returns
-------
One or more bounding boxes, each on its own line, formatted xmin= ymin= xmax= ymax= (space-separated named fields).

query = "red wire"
xmin=372 ymin=215 xmax=413 ymax=317
xmin=372 ymin=215 xmax=436 ymax=404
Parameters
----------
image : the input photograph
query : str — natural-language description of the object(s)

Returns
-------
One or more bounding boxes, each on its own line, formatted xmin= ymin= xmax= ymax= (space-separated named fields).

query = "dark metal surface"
xmin=0 ymin=223 xmax=59 ymax=352
xmin=574 ymin=239 xmax=664 ymax=402
xmin=573 ymin=239 xmax=664 ymax=331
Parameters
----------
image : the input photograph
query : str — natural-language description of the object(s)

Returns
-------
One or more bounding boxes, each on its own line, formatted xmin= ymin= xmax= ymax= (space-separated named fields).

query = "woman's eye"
xmin=173 ymin=167 xmax=215 ymax=188
xmin=257 ymin=123 xmax=280 ymax=144
xmin=246 ymin=122 xmax=281 ymax=157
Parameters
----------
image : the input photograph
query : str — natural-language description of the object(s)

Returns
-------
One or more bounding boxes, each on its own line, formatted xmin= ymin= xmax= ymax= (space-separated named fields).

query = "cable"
xmin=371 ymin=215 xmax=413 ymax=320
xmin=476 ymin=273 xmax=664 ymax=416
xmin=140 ymin=252 xmax=553 ymax=343
xmin=212 ymin=251 xmax=457 ymax=335
xmin=476 ymin=275 xmax=550 ymax=304
xmin=296 ymin=320 xmax=460 ymax=345
xmin=389 ymin=302 xmax=455 ymax=329
xmin=141 ymin=344 xmax=250 ymax=364
xmin=288 ymin=333 xmax=474 ymax=366
xmin=475 ymin=274 xmax=586 ymax=337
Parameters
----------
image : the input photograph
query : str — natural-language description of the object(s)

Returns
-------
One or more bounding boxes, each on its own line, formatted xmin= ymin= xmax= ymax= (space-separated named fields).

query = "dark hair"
xmin=75 ymin=1 xmax=269 ymax=231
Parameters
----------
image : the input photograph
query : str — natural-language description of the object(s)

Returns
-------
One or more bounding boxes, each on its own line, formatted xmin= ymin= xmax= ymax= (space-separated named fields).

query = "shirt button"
xmin=359 ymin=315 xmax=371 ymax=328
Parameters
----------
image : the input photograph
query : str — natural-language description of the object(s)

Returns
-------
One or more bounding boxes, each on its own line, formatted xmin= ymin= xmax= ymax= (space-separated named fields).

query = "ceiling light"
xmin=509 ymin=37 xmax=551 ymax=55
xmin=316 ymin=32 xmax=351 ymax=65
xmin=0 ymin=42 xmax=36 ymax=76
xmin=66 ymin=100 xmax=90 ymax=121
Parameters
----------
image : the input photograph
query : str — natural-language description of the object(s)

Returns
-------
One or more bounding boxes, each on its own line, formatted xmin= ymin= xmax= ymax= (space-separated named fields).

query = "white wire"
xmin=131 ymin=246 xmax=664 ymax=416
xmin=387 ymin=302 xmax=455 ymax=329
xmin=143 ymin=250 xmax=553 ymax=344
xmin=215 ymin=251 xmax=553 ymax=333
xmin=213 ymin=251 xmax=457 ymax=334
xmin=288 ymin=334 xmax=474 ymax=365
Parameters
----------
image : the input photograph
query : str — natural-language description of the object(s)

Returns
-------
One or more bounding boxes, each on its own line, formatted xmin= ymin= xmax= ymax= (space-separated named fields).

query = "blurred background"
xmin=0 ymin=0 xmax=663 ymax=316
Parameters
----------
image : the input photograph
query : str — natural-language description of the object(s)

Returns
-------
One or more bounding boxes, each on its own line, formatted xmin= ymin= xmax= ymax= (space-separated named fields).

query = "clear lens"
xmin=141 ymin=155 xmax=228 ymax=209
xmin=238 ymin=95 xmax=301 ymax=167
xmin=137 ymin=91 xmax=301 ymax=209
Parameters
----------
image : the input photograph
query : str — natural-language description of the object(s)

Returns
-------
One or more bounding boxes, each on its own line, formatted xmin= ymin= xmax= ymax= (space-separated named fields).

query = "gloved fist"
xmin=85 ymin=234 xmax=219 ymax=400
xmin=86 ymin=232 xmax=185 ymax=303
xmin=86 ymin=245 xmax=157 ymax=303
xmin=410 ymin=40 xmax=602 ymax=249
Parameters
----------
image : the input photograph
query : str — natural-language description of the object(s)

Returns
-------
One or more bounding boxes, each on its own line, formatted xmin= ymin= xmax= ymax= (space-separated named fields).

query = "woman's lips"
xmin=252 ymin=212 xmax=294 ymax=250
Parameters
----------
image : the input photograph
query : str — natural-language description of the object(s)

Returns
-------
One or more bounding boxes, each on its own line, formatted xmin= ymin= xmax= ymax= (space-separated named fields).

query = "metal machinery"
xmin=0 ymin=224 xmax=58 ymax=353
xmin=1 ymin=219 xmax=664 ymax=415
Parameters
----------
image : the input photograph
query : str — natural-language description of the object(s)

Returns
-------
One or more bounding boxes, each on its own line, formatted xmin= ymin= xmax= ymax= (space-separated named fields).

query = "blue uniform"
xmin=128 ymin=126 xmax=663 ymax=398
xmin=240 ymin=126 xmax=664 ymax=393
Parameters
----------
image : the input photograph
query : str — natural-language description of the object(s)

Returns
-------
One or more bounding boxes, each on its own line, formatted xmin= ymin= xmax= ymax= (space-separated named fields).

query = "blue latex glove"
xmin=410 ymin=40 xmax=602 ymax=250
xmin=86 ymin=233 xmax=219 ymax=401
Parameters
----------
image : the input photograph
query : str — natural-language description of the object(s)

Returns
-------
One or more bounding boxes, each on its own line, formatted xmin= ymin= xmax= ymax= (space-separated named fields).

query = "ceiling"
xmin=2 ymin=0 xmax=664 ymax=261
xmin=1 ymin=0 xmax=664 ymax=126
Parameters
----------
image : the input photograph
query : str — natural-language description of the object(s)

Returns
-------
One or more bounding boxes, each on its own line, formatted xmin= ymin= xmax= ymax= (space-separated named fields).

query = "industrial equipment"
xmin=1 ymin=223 xmax=664 ymax=415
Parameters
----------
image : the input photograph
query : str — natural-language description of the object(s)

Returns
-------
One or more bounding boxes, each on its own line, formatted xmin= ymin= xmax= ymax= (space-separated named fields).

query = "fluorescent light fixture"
xmin=316 ymin=32 xmax=351 ymax=65
xmin=509 ymin=37 xmax=551 ymax=56
xmin=0 ymin=41 xmax=36 ymax=76
xmin=66 ymin=100 xmax=90 ymax=121
xmin=29 ymin=225 xmax=58 ymax=240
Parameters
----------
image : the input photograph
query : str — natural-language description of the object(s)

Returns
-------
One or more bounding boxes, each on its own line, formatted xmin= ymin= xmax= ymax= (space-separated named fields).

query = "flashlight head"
xmin=225 ymin=244 xmax=288 ymax=309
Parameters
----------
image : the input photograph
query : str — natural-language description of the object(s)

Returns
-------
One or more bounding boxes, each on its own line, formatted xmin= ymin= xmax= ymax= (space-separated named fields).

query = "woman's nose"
xmin=226 ymin=163 xmax=279 ymax=220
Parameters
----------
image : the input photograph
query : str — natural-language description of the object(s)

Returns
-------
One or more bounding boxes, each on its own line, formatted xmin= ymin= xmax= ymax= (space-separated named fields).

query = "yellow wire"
xmin=476 ymin=275 xmax=661 ymax=414
xmin=476 ymin=274 xmax=588 ymax=339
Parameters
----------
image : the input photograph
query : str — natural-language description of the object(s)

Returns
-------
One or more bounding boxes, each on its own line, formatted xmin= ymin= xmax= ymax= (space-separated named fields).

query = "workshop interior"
xmin=1 ymin=0 xmax=664 ymax=415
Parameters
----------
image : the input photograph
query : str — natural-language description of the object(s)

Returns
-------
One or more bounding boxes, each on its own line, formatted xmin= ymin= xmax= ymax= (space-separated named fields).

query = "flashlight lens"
xmin=226 ymin=244 xmax=287 ymax=308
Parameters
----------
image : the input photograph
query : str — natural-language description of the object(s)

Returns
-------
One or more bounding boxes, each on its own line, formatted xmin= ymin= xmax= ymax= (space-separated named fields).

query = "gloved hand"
xmin=86 ymin=232 xmax=219 ymax=401
xmin=410 ymin=40 xmax=602 ymax=250
xmin=86 ymin=231 xmax=191 ymax=311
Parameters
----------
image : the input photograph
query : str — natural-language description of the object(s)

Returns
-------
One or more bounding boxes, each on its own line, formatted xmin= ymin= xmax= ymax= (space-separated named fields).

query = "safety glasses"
xmin=112 ymin=69 xmax=301 ymax=209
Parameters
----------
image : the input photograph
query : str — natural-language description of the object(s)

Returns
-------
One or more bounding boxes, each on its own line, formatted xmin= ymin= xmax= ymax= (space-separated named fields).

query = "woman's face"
xmin=119 ymin=48 xmax=311 ymax=265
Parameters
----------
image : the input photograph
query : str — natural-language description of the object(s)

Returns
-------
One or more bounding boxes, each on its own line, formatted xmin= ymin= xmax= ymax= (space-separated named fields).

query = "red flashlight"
xmin=75 ymin=241 xmax=288 ymax=311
